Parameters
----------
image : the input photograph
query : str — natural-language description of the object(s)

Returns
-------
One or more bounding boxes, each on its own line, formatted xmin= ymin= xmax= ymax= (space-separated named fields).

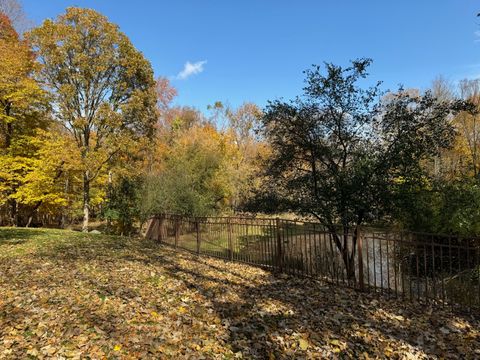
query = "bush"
xmin=394 ymin=179 xmax=480 ymax=236
xmin=102 ymin=177 xmax=140 ymax=235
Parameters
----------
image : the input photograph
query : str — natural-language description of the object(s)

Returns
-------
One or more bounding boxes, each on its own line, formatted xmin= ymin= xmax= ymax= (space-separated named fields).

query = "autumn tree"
xmin=255 ymin=59 xmax=457 ymax=279
xmin=0 ymin=12 xmax=47 ymax=225
xmin=454 ymin=79 xmax=480 ymax=177
xmin=140 ymin=106 xmax=232 ymax=217
xmin=389 ymin=77 xmax=480 ymax=235
xmin=220 ymin=102 xmax=266 ymax=211
xmin=12 ymin=126 xmax=83 ymax=227
xmin=28 ymin=7 xmax=158 ymax=230
xmin=0 ymin=12 xmax=45 ymax=150
xmin=99 ymin=76 xmax=178 ymax=234
xmin=0 ymin=0 xmax=31 ymax=34
xmin=427 ymin=77 xmax=480 ymax=180
xmin=156 ymin=77 xmax=177 ymax=114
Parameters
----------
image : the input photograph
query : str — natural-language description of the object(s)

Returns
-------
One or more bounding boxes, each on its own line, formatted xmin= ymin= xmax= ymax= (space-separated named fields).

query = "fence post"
xmin=276 ymin=218 xmax=283 ymax=272
xmin=158 ymin=214 xmax=166 ymax=243
xmin=357 ymin=225 xmax=365 ymax=291
xmin=144 ymin=217 xmax=155 ymax=240
xmin=227 ymin=218 xmax=234 ymax=261
xmin=196 ymin=218 xmax=201 ymax=254
xmin=174 ymin=217 xmax=179 ymax=248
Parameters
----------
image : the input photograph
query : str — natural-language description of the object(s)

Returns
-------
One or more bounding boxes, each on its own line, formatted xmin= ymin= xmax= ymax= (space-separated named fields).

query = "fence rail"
xmin=145 ymin=214 xmax=480 ymax=312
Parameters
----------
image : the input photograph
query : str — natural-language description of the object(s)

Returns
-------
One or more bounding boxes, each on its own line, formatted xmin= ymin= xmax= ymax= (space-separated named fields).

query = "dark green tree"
xmin=255 ymin=59 xmax=457 ymax=279
xmin=102 ymin=176 xmax=140 ymax=236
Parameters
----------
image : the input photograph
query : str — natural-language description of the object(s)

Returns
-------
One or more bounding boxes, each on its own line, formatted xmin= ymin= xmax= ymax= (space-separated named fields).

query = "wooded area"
xmin=1 ymin=1 xmax=480 ymax=358
xmin=1 ymin=4 xmax=480 ymax=243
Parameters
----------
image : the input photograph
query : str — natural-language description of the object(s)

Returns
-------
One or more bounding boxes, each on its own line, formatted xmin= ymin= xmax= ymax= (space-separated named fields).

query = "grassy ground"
xmin=0 ymin=228 xmax=479 ymax=359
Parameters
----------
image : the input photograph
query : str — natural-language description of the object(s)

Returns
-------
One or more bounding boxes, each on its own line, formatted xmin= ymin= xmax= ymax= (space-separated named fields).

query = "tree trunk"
xmin=61 ymin=177 xmax=69 ymax=228
xmin=82 ymin=172 xmax=90 ymax=232
xmin=8 ymin=198 xmax=17 ymax=227
xmin=106 ymin=171 xmax=113 ymax=231
xmin=343 ymin=249 xmax=356 ymax=282
xmin=329 ymin=225 xmax=357 ymax=282
xmin=344 ymin=229 xmax=357 ymax=282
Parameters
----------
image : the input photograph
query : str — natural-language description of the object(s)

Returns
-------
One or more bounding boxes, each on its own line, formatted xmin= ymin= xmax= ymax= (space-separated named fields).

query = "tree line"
xmin=1 ymin=3 xmax=480 ymax=246
xmin=0 ymin=4 xmax=266 ymax=232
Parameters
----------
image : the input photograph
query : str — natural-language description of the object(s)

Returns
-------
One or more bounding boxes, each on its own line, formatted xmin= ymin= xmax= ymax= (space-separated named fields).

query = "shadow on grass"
xmin=0 ymin=227 xmax=41 ymax=244
xmin=132 ymin=245 xmax=480 ymax=358
xmin=42 ymin=234 xmax=480 ymax=356
xmin=1 ymin=228 xmax=478 ymax=358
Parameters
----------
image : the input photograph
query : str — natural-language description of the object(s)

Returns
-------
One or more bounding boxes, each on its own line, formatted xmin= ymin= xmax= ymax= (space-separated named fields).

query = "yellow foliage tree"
xmin=0 ymin=12 xmax=48 ymax=225
xmin=28 ymin=8 xmax=158 ymax=230
xmin=433 ymin=79 xmax=480 ymax=180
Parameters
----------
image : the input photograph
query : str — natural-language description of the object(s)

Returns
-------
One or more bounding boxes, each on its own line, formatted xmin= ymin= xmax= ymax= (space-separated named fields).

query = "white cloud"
xmin=176 ymin=60 xmax=207 ymax=80
xmin=475 ymin=30 xmax=480 ymax=42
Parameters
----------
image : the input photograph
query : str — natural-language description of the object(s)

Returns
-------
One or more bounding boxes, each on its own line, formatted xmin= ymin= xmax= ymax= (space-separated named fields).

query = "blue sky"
xmin=22 ymin=0 xmax=480 ymax=112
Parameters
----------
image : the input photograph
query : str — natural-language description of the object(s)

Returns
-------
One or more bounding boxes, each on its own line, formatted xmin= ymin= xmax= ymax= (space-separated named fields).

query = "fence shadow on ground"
xmin=2 ymin=227 xmax=478 ymax=358
xmin=135 ymin=247 xmax=479 ymax=358
xmin=146 ymin=214 xmax=480 ymax=313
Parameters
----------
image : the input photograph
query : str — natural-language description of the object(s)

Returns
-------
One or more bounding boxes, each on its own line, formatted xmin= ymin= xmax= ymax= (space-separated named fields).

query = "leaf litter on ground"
xmin=0 ymin=228 xmax=479 ymax=359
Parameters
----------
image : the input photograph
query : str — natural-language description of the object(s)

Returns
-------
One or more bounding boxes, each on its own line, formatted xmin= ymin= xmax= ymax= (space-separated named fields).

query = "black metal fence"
xmin=145 ymin=214 xmax=480 ymax=312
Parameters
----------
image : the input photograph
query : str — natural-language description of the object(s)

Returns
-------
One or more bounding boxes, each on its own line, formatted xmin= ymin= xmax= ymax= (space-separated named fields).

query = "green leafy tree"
xmin=28 ymin=7 xmax=158 ymax=230
xmin=255 ymin=59 xmax=457 ymax=279
xmin=139 ymin=122 xmax=231 ymax=219
xmin=393 ymin=175 xmax=480 ymax=236
xmin=103 ymin=176 xmax=140 ymax=235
